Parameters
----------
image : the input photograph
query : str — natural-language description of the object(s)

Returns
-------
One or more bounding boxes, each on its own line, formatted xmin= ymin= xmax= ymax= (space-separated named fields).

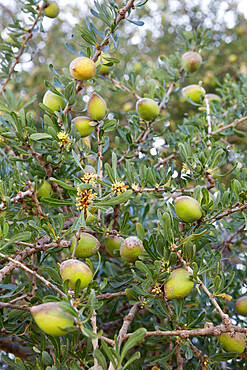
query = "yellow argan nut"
xmin=70 ymin=232 xmax=100 ymax=258
xmin=136 ymin=98 xmax=160 ymax=121
xmin=120 ymin=236 xmax=145 ymax=263
xmin=174 ymin=196 xmax=202 ymax=223
xmin=96 ymin=53 xmax=111 ymax=74
xmin=105 ymin=235 xmax=124 ymax=257
xmin=43 ymin=90 xmax=66 ymax=112
xmin=181 ymin=85 xmax=206 ymax=104
xmin=59 ymin=259 xmax=93 ymax=290
xmin=235 ymin=296 xmax=247 ymax=316
xmin=87 ymin=92 xmax=107 ymax=121
xmin=37 ymin=181 xmax=53 ymax=198
xmin=31 ymin=302 xmax=74 ymax=336
xmin=181 ymin=51 xmax=202 ymax=73
xmin=72 ymin=116 xmax=94 ymax=138
xmin=164 ymin=268 xmax=194 ymax=300
xmin=69 ymin=57 xmax=96 ymax=81
xmin=44 ymin=1 xmax=59 ymax=18
xmin=219 ymin=332 xmax=246 ymax=354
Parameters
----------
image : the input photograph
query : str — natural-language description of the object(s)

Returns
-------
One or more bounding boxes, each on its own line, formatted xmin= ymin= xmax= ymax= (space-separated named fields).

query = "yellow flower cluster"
xmin=57 ymin=131 xmax=71 ymax=150
xmin=111 ymin=181 xmax=128 ymax=195
xmin=82 ymin=172 xmax=98 ymax=185
xmin=0 ymin=136 xmax=4 ymax=142
xmin=76 ymin=187 xmax=96 ymax=210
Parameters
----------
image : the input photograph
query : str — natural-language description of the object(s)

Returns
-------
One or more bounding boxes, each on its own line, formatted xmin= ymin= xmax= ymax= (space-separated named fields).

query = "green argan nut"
xmin=72 ymin=116 xmax=94 ymax=138
xmin=59 ymin=259 xmax=93 ymax=290
xmin=44 ymin=1 xmax=59 ymax=18
xmin=219 ymin=332 xmax=246 ymax=354
xmin=96 ymin=53 xmax=111 ymax=74
xmin=181 ymin=51 xmax=202 ymax=73
xmin=43 ymin=90 xmax=66 ymax=112
xmin=85 ymin=211 xmax=98 ymax=226
xmin=205 ymin=93 xmax=222 ymax=103
xmin=120 ymin=236 xmax=145 ymax=263
xmin=69 ymin=57 xmax=96 ymax=81
xmin=136 ymin=98 xmax=160 ymax=121
xmin=87 ymin=93 xmax=107 ymax=121
xmin=181 ymin=85 xmax=206 ymax=104
xmin=174 ymin=196 xmax=202 ymax=223
xmin=37 ymin=181 xmax=53 ymax=198
xmin=31 ymin=302 xmax=74 ymax=336
xmin=235 ymin=296 xmax=247 ymax=316
xmin=164 ymin=268 xmax=194 ymax=300
xmin=70 ymin=232 xmax=100 ymax=258
xmin=105 ymin=235 xmax=124 ymax=257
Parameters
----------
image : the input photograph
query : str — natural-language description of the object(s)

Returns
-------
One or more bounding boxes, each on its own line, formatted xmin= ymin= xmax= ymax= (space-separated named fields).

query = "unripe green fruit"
xmin=37 ymin=181 xmax=53 ymax=198
xmin=43 ymin=90 xmax=66 ymax=112
xmin=164 ymin=268 xmax=194 ymax=300
xmin=136 ymin=98 xmax=160 ymax=121
xmin=105 ymin=235 xmax=124 ymax=257
xmin=205 ymin=93 xmax=222 ymax=103
xmin=59 ymin=259 xmax=93 ymax=290
xmin=120 ymin=236 xmax=145 ymax=263
xmin=182 ymin=85 xmax=206 ymax=104
xmin=70 ymin=232 xmax=100 ymax=258
xmin=235 ymin=296 xmax=247 ymax=316
xmin=219 ymin=332 xmax=246 ymax=354
xmin=72 ymin=116 xmax=94 ymax=138
xmin=96 ymin=53 xmax=111 ymax=74
xmin=69 ymin=57 xmax=96 ymax=81
xmin=174 ymin=196 xmax=202 ymax=223
xmin=85 ymin=211 xmax=97 ymax=226
xmin=44 ymin=1 xmax=59 ymax=18
xmin=31 ymin=302 xmax=74 ymax=336
xmin=87 ymin=93 xmax=107 ymax=121
xmin=181 ymin=51 xmax=202 ymax=72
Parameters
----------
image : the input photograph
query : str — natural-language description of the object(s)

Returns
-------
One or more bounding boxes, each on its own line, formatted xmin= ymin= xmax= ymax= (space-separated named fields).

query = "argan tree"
xmin=0 ymin=0 xmax=247 ymax=369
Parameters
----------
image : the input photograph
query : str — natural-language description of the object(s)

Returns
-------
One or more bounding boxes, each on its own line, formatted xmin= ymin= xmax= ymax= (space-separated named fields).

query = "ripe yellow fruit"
xmin=69 ymin=57 xmax=96 ymax=81
xmin=174 ymin=196 xmax=202 ymax=223
xmin=44 ymin=1 xmax=59 ymax=18
xmin=87 ymin=93 xmax=107 ymax=121
xmin=164 ymin=268 xmax=194 ymax=300
xmin=72 ymin=116 xmax=94 ymax=138
xmin=31 ymin=302 xmax=74 ymax=336
xmin=120 ymin=236 xmax=145 ymax=263
xmin=59 ymin=259 xmax=93 ymax=290
xmin=219 ymin=332 xmax=246 ymax=354
xmin=70 ymin=232 xmax=100 ymax=258
xmin=96 ymin=53 xmax=111 ymax=74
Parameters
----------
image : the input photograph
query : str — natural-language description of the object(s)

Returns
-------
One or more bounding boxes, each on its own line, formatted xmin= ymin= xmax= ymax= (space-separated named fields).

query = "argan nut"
xmin=235 ymin=296 xmax=247 ymax=316
xmin=164 ymin=268 xmax=194 ymax=300
xmin=136 ymin=98 xmax=160 ymax=121
xmin=70 ymin=232 xmax=100 ymax=258
xmin=105 ymin=235 xmax=124 ymax=257
xmin=181 ymin=51 xmax=202 ymax=73
xmin=60 ymin=259 xmax=93 ymax=290
xmin=120 ymin=236 xmax=145 ymax=263
xmin=37 ymin=181 xmax=53 ymax=198
xmin=181 ymin=85 xmax=206 ymax=104
xmin=31 ymin=302 xmax=74 ymax=336
xmin=44 ymin=1 xmax=59 ymax=18
xmin=87 ymin=93 xmax=107 ymax=121
xmin=72 ymin=116 xmax=94 ymax=138
xmin=174 ymin=196 xmax=202 ymax=223
xmin=219 ymin=332 xmax=246 ymax=354
xmin=43 ymin=90 xmax=66 ymax=112
xmin=69 ymin=57 xmax=96 ymax=81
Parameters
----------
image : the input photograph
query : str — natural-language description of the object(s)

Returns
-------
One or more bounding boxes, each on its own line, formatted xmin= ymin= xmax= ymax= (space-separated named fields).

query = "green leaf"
xmin=80 ymin=324 xmax=103 ymax=339
xmin=136 ymin=223 xmax=145 ymax=241
xmin=97 ymin=190 xmax=132 ymax=206
xmin=123 ymin=351 xmax=141 ymax=369
xmin=49 ymin=177 xmax=76 ymax=192
xmin=30 ymin=133 xmax=53 ymax=141
xmin=1 ymin=232 xmax=32 ymax=250
xmin=94 ymin=349 xmax=107 ymax=370
xmin=119 ymin=328 xmax=146 ymax=364
xmin=40 ymin=198 xmax=75 ymax=206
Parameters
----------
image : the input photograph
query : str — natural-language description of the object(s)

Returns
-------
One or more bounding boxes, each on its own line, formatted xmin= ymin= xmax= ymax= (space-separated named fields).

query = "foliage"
xmin=0 ymin=0 xmax=247 ymax=369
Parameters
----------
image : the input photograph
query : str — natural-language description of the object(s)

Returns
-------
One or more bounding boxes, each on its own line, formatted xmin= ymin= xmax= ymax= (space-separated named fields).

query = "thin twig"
xmin=91 ymin=309 xmax=99 ymax=370
xmin=0 ymin=302 xmax=30 ymax=311
xmin=0 ymin=3 xmax=46 ymax=95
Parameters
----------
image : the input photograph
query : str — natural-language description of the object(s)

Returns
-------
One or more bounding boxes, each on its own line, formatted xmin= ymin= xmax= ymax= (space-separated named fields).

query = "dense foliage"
xmin=0 ymin=0 xmax=247 ymax=369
